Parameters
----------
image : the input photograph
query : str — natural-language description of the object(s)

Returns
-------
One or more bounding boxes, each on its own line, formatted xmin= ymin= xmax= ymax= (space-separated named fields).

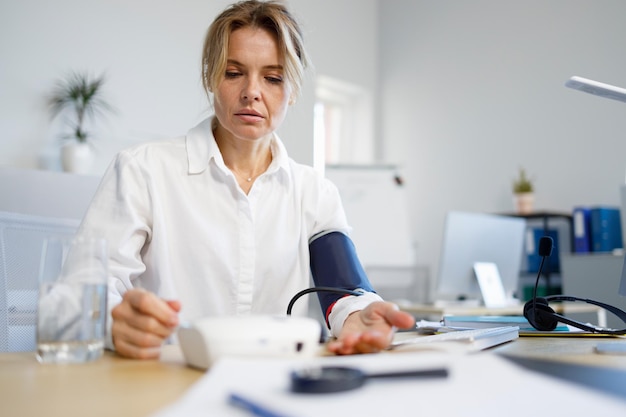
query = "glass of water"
xmin=36 ymin=236 xmax=108 ymax=364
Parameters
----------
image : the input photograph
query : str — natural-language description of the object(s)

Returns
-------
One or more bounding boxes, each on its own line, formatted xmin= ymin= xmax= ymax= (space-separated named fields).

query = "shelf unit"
xmin=499 ymin=211 xmax=573 ymax=298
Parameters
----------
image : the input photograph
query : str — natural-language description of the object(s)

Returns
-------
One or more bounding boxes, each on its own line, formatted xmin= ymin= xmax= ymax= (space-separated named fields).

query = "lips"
xmin=235 ymin=109 xmax=264 ymax=119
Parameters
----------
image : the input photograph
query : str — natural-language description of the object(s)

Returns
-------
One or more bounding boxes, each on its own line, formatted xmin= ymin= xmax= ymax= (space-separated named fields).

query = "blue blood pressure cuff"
xmin=309 ymin=231 xmax=376 ymax=323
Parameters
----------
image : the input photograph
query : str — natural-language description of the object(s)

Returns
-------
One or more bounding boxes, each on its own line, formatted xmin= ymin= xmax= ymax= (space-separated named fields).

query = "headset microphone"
xmin=524 ymin=236 xmax=553 ymax=330
xmin=523 ymin=236 xmax=626 ymax=334
xmin=538 ymin=235 xmax=554 ymax=258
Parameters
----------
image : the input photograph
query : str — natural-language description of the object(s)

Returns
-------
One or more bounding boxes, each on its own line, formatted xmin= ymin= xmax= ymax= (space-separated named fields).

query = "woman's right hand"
xmin=111 ymin=288 xmax=181 ymax=359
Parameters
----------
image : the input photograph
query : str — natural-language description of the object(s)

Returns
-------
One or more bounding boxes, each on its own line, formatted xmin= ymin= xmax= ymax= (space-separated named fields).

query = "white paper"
xmin=151 ymin=350 xmax=626 ymax=417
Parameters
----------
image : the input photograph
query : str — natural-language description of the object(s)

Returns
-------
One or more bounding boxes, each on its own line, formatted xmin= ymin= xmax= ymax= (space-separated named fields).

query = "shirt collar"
xmin=186 ymin=117 xmax=218 ymax=174
xmin=185 ymin=116 xmax=292 ymax=183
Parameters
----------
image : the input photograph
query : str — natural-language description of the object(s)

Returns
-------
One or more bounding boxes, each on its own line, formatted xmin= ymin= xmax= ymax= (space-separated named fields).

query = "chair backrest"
xmin=0 ymin=167 xmax=100 ymax=352
xmin=0 ymin=212 xmax=80 ymax=351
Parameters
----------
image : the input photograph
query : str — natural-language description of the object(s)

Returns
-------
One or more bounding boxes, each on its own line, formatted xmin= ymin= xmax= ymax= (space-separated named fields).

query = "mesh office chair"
xmin=0 ymin=211 xmax=79 ymax=351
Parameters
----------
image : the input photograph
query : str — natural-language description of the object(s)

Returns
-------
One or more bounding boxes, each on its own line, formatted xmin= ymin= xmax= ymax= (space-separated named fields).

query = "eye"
xmin=266 ymin=76 xmax=283 ymax=85
xmin=225 ymin=70 xmax=242 ymax=79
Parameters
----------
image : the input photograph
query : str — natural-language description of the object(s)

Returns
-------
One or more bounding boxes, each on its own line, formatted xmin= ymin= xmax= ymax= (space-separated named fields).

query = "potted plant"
xmin=512 ymin=167 xmax=534 ymax=214
xmin=48 ymin=71 xmax=113 ymax=173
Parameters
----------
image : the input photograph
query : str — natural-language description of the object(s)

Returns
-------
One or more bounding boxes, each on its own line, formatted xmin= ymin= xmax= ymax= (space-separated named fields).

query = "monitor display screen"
xmin=435 ymin=211 xmax=526 ymax=303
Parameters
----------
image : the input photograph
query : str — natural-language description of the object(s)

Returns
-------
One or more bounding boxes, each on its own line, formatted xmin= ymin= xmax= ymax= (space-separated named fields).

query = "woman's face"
xmin=213 ymin=26 xmax=292 ymax=143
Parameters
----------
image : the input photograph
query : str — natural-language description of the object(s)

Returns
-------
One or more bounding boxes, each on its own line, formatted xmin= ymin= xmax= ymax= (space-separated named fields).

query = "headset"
xmin=523 ymin=236 xmax=626 ymax=334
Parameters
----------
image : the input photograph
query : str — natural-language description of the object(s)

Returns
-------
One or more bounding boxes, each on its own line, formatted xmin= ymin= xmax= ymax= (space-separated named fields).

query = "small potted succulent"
xmin=512 ymin=167 xmax=534 ymax=214
xmin=48 ymin=71 xmax=113 ymax=173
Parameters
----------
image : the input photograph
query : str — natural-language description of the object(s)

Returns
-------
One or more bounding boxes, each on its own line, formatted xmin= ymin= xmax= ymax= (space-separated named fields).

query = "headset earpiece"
xmin=523 ymin=297 xmax=559 ymax=331
xmin=518 ymin=236 xmax=625 ymax=335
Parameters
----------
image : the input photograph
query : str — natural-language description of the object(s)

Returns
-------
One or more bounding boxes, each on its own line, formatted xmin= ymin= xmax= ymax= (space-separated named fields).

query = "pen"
xmin=228 ymin=392 xmax=294 ymax=417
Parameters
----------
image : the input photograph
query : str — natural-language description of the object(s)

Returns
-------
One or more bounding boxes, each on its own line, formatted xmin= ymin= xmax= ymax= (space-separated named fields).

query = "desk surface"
xmin=497 ymin=335 xmax=626 ymax=369
xmin=2 ymin=336 xmax=626 ymax=416
xmin=0 ymin=347 xmax=203 ymax=417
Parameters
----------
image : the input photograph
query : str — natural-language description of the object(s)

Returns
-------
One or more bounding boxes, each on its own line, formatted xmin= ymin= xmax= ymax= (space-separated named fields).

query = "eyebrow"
xmin=226 ymin=59 xmax=284 ymax=71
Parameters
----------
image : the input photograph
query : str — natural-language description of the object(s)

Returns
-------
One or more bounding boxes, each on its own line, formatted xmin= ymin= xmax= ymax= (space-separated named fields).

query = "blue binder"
xmin=590 ymin=207 xmax=623 ymax=252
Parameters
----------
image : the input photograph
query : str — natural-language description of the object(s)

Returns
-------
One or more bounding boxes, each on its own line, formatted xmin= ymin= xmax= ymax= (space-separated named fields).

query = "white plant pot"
xmin=61 ymin=142 xmax=94 ymax=174
xmin=514 ymin=192 xmax=535 ymax=215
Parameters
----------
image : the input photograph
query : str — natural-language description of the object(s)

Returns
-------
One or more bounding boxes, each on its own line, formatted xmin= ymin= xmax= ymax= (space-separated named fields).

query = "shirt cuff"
xmin=327 ymin=289 xmax=383 ymax=338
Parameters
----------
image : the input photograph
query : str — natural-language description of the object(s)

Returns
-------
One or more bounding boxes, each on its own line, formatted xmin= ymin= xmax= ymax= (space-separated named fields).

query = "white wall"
xmin=10 ymin=0 xmax=623 ymax=301
xmin=380 ymin=0 xmax=626 ymax=296
xmin=0 ymin=0 xmax=378 ymax=173
xmin=1 ymin=0 xmax=225 ymax=172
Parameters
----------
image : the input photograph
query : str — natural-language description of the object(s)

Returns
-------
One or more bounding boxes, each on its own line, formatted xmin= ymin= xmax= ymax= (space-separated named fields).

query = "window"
xmin=314 ymin=75 xmax=375 ymax=171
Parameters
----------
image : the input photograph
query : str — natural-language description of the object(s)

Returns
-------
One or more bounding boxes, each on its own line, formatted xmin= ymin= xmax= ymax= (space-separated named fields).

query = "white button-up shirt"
xmin=76 ymin=117 xmax=381 ymax=346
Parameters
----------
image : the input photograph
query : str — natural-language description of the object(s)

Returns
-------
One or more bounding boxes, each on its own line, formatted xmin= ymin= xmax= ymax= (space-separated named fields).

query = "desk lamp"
xmin=565 ymin=76 xmax=626 ymax=104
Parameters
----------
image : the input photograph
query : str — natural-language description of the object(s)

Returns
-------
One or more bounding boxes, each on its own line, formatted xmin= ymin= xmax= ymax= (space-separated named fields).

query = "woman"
xmin=76 ymin=0 xmax=414 ymax=359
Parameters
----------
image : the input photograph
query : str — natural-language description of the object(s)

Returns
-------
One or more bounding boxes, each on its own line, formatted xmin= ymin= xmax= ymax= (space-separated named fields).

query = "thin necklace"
xmin=231 ymin=167 xmax=262 ymax=182
xmin=229 ymin=152 xmax=272 ymax=183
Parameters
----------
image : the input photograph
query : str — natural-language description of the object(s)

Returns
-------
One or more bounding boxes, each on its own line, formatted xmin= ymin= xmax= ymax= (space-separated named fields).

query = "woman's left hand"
xmin=326 ymin=301 xmax=415 ymax=355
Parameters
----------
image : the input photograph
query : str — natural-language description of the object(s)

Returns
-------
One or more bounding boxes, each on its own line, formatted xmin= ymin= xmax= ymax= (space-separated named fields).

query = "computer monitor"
xmin=435 ymin=211 xmax=526 ymax=303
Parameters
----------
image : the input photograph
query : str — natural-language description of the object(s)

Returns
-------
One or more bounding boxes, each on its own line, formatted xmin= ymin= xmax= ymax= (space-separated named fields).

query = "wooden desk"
xmin=0 ymin=347 xmax=203 ymax=417
xmin=400 ymin=301 xmax=607 ymax=327
xmin=495 ymin=336 xmax=626 ymax=399
xmin=2 ymin=336 xmax=625 ymax=416
xmin=496 ymin=336 xmax=626 ymax=369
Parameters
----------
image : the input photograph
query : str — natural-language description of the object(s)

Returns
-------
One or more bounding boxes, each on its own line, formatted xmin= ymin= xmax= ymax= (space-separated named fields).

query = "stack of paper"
xmin=442 ymin=315 xmax=581 ymax=334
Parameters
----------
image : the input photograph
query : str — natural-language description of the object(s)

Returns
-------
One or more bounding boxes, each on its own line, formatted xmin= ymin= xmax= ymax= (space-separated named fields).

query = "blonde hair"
xmin=202 ymin=0 xmax=310 ymax=100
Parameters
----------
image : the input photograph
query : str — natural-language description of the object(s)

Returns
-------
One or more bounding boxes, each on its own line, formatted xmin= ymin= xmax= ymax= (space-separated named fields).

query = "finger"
xmin=384 ymin=308 xmax=416 ymax=329
xmin=124 ymin=290 xmax=179 ymax=328
xmin=111 ymin=315 xmax=171 ymax=359
xmin=111 ymin=318 xmax=166 ymax=348
xmin=111 ymin=295 xmax=175 ymax=339
xmin=165 ymin=299 xmax=182 ymax=313
xmin=366 ymin=302 xmax=415 ymax=329
xmin=327 ymin=331 xmax=387 ymax=355
xmin=117 ymin=308 xmax=176 ymax=339
xmin=111 ymin=320 xmax=169 ymax=347
xmin=113 ymin=336 xmax=162 ymax=360
xmin=326 ymin=339 xmax=354 ymax=355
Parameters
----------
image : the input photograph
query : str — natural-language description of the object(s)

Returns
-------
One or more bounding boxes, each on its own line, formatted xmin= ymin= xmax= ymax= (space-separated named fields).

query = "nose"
xmin=241 ymin=77 xmax=261 ymax=101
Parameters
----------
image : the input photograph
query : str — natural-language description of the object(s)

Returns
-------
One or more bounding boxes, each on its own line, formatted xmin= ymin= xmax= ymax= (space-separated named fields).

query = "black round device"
xmin=290 ymin=365 xmax=449 ymax=394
